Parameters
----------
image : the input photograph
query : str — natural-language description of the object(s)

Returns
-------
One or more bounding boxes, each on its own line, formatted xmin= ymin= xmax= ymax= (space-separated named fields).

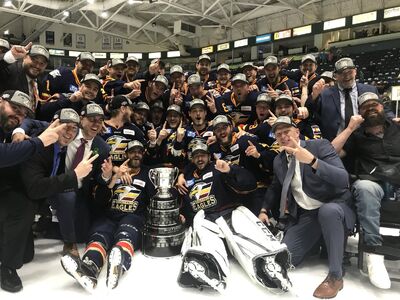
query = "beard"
xmin=363 ymin=110 xmax=385 ymax=128
xmin=0 ymin=110 xmax=18 ymax=132
xmin=128 ymin=158 xmax=141 ymax=169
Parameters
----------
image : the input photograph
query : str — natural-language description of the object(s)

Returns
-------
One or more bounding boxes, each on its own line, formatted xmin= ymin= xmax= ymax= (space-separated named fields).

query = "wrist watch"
xmin=308 ymin=156 xmax=317 ymax=166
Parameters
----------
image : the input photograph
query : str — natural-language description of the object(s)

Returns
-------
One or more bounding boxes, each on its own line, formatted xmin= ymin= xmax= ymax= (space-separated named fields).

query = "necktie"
xmin=30 ymin=79 xmax=40 ymax=110
xmin=51 ymin=144 xmax=61 ymax=176
xmin=279 ymin=154 xmax=296 ymax=219
xmin=344 ymin=88 xmax=353 ymax=127
xmin=71 ymin=138 xmax=87 ymax=170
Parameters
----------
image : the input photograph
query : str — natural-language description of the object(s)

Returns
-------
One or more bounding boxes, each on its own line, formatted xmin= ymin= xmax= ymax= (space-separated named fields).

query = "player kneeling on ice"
xmin=176 ymin=142 xmax=292 ymax=293
xmin=61 ymin=140 xmax=155 ymax=292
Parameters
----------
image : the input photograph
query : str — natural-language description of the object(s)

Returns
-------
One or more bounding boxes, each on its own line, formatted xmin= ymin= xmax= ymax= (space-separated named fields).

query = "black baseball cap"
xmin=109 ymin=95 xmax=132 ymax=110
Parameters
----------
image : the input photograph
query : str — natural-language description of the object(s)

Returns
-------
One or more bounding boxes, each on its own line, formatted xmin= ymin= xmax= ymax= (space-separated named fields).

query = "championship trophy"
xmin=142 ymin=167 xmax=186 ymax=257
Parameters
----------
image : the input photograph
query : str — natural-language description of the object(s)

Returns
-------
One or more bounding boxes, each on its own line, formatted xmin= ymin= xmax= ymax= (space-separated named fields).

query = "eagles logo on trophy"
xmin=142 ymin=167 xmax=186 ymax=257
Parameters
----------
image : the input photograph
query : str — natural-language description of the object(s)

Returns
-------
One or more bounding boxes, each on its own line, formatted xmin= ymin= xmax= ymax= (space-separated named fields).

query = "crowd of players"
xmin=0 ymin=37 xmax=399 ymax=298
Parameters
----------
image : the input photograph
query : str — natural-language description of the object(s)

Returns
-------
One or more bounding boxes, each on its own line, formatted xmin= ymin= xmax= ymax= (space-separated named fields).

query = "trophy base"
xmin=142 ymin=227 xmax=186 ymax=258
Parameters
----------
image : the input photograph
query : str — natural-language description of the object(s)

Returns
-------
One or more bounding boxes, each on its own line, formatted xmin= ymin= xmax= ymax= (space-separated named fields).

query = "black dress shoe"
xmin=0 ymin=265 xmax=23 ymax=293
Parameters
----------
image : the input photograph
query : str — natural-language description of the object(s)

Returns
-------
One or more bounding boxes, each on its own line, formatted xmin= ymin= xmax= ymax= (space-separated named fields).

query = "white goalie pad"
xmin=215 ymin=206 xmax=292 ymax=292
xmin=177 ymin=210 xmax=229 ymax=293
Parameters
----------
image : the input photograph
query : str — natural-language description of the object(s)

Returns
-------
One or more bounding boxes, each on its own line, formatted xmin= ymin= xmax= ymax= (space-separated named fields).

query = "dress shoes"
xmin=313 ymin=275 xmax=343 ymax=299
xmin=0 ymin=265 xmax=23 ymax=293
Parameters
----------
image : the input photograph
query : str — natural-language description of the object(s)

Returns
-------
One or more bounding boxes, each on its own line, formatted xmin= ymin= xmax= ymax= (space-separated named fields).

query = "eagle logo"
xmin=189 ymin=182 xmax=213 ymax=202
xmin=111 ymin=185 xmax=141 ymax=213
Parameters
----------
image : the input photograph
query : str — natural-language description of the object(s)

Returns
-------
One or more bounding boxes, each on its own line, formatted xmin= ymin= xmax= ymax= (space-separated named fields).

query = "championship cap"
xmin=275 ymin=94 xmax=294 ymax=105
xmin=29 ymin=45 xmax=49 ymax=61
xmin=197 ymin=54 xmax=211 ymax=63
xmin=335 ymin=57 xmax=356 ymax=73
xmin=189 ymin=99 xmax=206 ymax=110
xmin=0 ymin=38 xmax=10 ymax=50
xmin=80 ymin=103 xmax=104 ymax=117
xmin=170 ymin=65 xmax=183 ymax=75
xmin=256 ymin=93 xmax=272 ymax=105
xmin=191 ymin=142 xmax=209 ymax=156
xmin=127 ymin=140 xmax=144 ymax=151
xmin=217 ymin=63 xmax=230 ymax=73
xmin=126 ymin=56 xmax=139 ymax=64
xmin=358 ymin=92 xmax=380 ymax=107
xmin=241 ymin=62 xmax=257 ymax=70
xmin=272 ymin=116 xmax=298 ymax=133
xmin=154 ymin=75 xmax=169 ymax=89
xmin=151 ymin=100 xmax=164 ymax=110
xmin=81 ymin=73 xmax=101 ymax=87
xmin=188 ymin=74 xmax=202 ymax=86
xmin=231 ymin=73 xmax=248 ymax=84
xmin=53 ymin=108 xmax=80 ymax=125
xmin=108 ymin=58 xmax=125 ymax=68
xmin=320 ymin=71 xmax=335 ymax=82
xmin=212 ymin=115 xmax=230 ymax=128
xmin=135 ymin=101 xmax=150 ymax=111
xmin=1 ymin=90 xmax=34 ymax=116
xmin=166 ymin=104 xmax=182 ymax=115
xmin=264 ymin=56 xmax=279 ymax=67
xmin=301 ymin=54 xmax=317 ymax=64
xmin=77 ymin=52 xmax=95 ymax=63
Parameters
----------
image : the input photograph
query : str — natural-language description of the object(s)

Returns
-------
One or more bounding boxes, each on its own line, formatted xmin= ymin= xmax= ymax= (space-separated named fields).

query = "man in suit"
xmin=259 ymin=116 xmax=355 ymax=299
xmin=0 ymin=43 xmax=49 ymax=117
xmin=331 ymin=92 xmax=399 ymax=289
xmin=310 ymin=57 xmax=379 ymax=141
xmin=23 ymin=104 xmax=111 ymax=257
xmin=0 ymin=91 xmax=64 ymax=293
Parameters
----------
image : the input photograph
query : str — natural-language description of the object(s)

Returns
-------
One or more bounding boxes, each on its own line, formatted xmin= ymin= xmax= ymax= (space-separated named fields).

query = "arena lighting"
xmin=4 ymin=30 xmax=9 ymax=35
xmin=3 ymin=0 xmax=12 ymax=7
xmin=128 ymin=0 xmax=142 ymax=4
xmin=62 ymin=11 xmax=70 ymax=17
xmin=101 ymin=11 xmax=108 ymax=18
xmin=128 ymin=52 xmax=142 ymax=59
xmin=87 ymin=0 xmax=94 ymax=4
xmin=149 ymin=52 xmax=161 ymax=59
xmin=167 ymin=50 xmax=180 ymax=58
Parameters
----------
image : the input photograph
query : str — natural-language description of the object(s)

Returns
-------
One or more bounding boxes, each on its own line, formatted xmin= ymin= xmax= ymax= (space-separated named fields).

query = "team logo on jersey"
xmin=49 ymin=69 xmax=61 ymax=78
xmin=230 ymin=112 xmax=249 ymax=126
xmin=69 ymin=85 xmax=78 ymax=93
xmin=189 ymin=182 xmax=216 ymax=212
xmin=223 ymin=154 xmax=240 ymax=166
xmin=111 ymin=185 xmax=141 ymax=213
xmin=106 ymin=135 xmax=130 ymax=162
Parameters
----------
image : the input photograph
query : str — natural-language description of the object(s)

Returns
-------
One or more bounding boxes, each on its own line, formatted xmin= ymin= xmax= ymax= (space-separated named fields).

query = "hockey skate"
xmin=106 ymin=246 xmax=125 ymax=289
xmin=61 ymin=254 xmax=99 ymax=293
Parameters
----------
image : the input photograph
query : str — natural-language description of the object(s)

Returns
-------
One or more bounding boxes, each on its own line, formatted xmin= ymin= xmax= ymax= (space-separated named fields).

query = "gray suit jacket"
xmin=263 ymin=139 xmax=353 ymax=220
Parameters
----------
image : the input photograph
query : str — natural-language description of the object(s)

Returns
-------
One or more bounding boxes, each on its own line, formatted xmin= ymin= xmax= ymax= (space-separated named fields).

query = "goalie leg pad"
xmin=215 ymin=206 xmax=292 ymax=292
xmin=177 ymin=210 xmax=229 ymax=292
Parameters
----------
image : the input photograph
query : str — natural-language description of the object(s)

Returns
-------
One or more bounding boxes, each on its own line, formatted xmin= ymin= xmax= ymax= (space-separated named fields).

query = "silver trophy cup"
xmin=149 ymin=167 xmax=179 ymax=199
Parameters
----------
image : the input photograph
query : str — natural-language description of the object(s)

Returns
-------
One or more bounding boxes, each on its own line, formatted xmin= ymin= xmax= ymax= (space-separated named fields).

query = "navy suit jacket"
xmin=21 ymin=135 xmax=110 ymax=202
xmin=263 ymin=139 xmax=353 ymax=221
xmin=311 ymin=83 xmax=378 ymax=141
